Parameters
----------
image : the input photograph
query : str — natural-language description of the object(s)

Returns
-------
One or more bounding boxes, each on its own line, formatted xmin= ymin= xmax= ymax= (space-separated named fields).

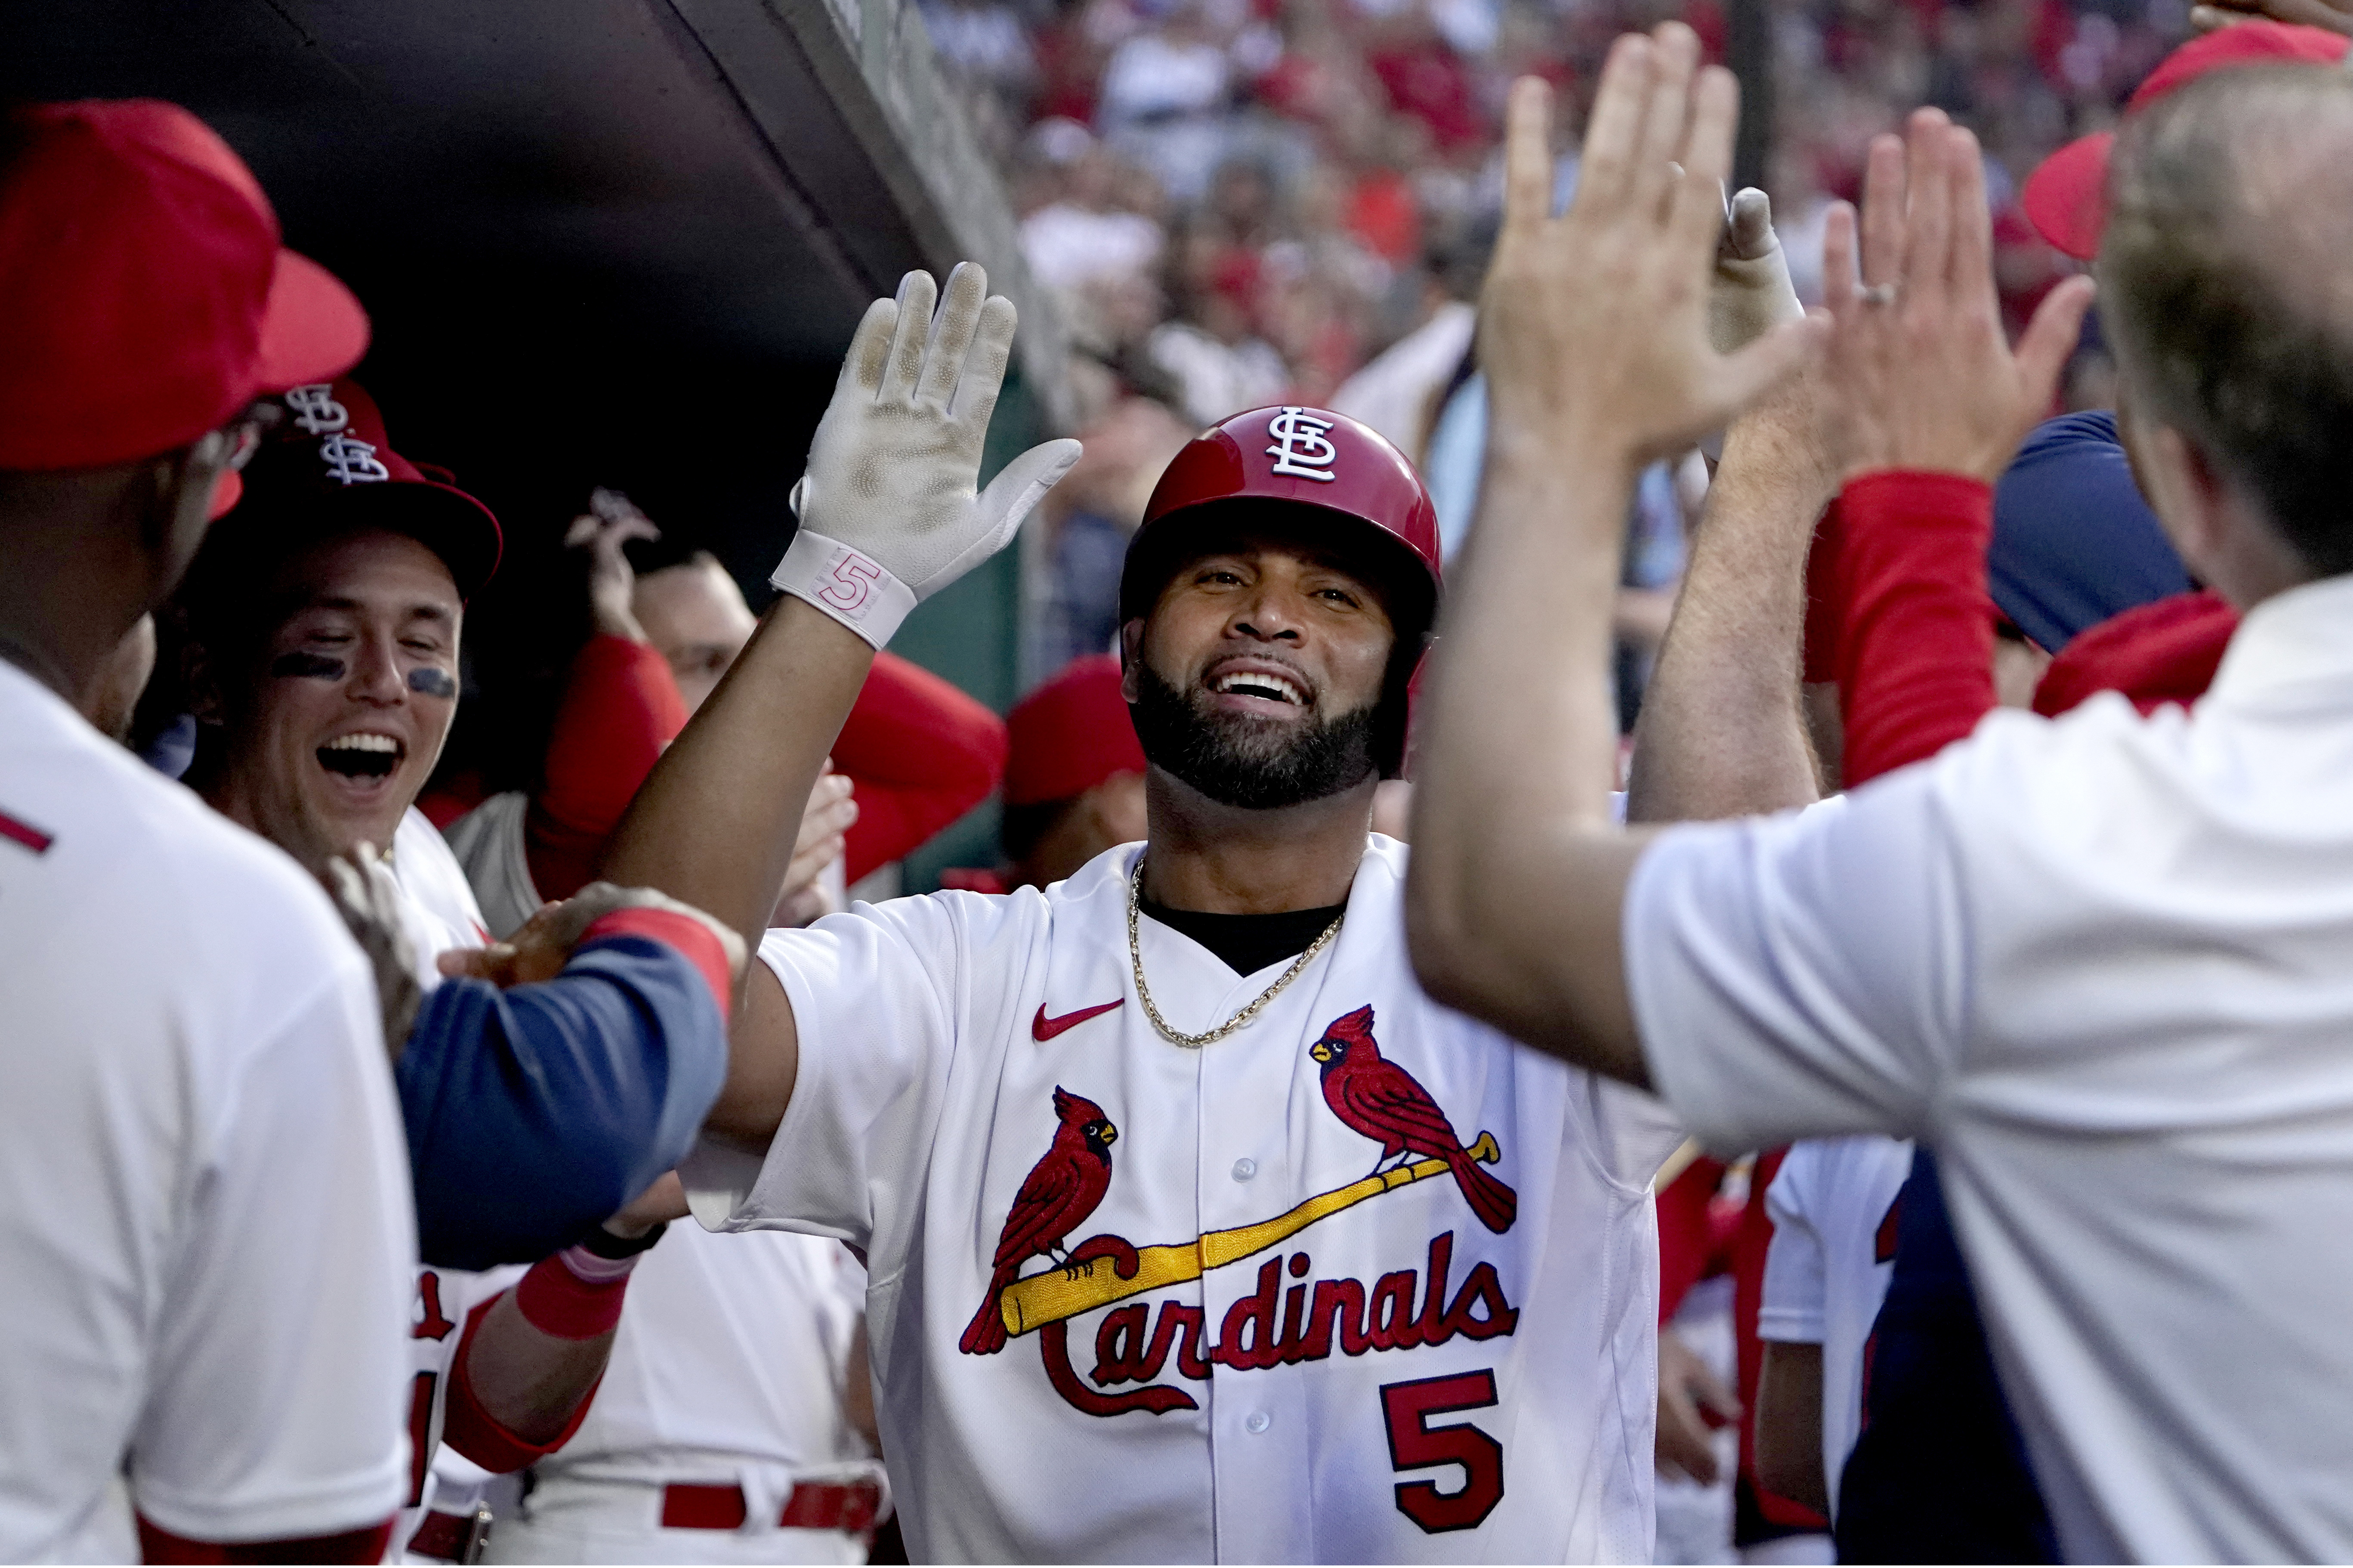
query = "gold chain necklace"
xmin=1126 ymin=858 xmax=1346 ymax=1049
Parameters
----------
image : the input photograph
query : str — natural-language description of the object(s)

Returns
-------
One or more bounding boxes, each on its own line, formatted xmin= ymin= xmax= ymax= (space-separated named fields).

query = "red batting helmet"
xmin=1119 ymin=404 xmax=1442 ymax=776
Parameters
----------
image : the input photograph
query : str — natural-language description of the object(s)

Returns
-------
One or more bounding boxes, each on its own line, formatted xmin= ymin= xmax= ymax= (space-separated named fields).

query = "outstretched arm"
xmin=1628 ymin=191 xmax=1831 ymax=826
xmin=599 ymin=263 xmax=1078 ymax=1143
xmin=1405 ymin=31 xmax=1822 ymax=1081
xmin=1627 ymin=382 xmax=1838 ymax=824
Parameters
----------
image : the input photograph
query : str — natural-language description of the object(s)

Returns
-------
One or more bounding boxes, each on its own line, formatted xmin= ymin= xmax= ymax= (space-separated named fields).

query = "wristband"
xmin=770 ymin=527 xmax=918 ymax=650
xmin=514 ymin=1231 xmax=659 ymax=1339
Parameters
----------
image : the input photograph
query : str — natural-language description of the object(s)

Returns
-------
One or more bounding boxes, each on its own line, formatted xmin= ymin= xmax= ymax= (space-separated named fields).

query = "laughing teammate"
xmin=602 ymin=262 xmax=1685 ymax=1560
xmin=171 ymin=377 xmax=750 ymax=1557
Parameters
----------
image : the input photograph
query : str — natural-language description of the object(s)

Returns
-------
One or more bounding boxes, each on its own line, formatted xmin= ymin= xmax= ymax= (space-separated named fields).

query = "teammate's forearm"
xmin=457 ymin=1290 xmax=615 ymax=1447
xmin=1406 ymin=428 xmax=1650 ymax=1082
xmin=601 ymin=596 xmax=875 ymax=951
xmin=1627 ymin=395 xmax=1832 ymax=823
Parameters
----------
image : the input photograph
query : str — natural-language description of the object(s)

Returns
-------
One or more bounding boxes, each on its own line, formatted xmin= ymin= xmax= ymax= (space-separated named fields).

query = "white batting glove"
xmin=1708 ymin=187 xmax=1805 ymax=356
xmin=771 ymin=262 xmax=1084 ymax=648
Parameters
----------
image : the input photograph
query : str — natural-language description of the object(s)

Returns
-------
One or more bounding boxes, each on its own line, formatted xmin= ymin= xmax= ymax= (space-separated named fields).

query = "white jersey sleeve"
xmin=0 ymin=664 xmax=414 ymax=1559
xmin=682 ymin=888 xmax=1040 ymax=1257
xmin=128 ymin=967 xmax=418 ymax=1546
xmin=1622 ymin=767 xmax=1963 ymax=1152
xmin=1757 ymin=1148 xmax=1829 ymax=1346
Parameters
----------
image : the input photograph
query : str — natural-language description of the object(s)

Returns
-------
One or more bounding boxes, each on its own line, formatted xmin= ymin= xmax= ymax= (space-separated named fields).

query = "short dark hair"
xmin=2100 ymin=65 xmax=2353 ymax=577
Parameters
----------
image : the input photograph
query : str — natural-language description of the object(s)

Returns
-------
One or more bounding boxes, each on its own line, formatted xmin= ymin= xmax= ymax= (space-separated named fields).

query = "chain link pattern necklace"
xmin=1126 ymin=857 xmax=1346 ymax=1049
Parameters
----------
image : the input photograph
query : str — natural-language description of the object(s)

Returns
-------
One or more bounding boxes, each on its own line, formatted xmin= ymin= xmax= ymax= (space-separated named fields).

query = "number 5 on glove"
xmin=772 ymin=262 xmax=1084 ymax=648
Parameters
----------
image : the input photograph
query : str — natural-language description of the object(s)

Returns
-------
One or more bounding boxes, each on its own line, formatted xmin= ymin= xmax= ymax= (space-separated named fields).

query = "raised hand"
xmin=1477 ymin=26 xmax=1823 ymax=478
xmin=772 ymin=262 xmax=1083 ymax=648
xmin=564 ymin=488 xmax=659 ymax=642
xmin=772 ymin=766 xmax=857 ymax=929
xmin=1710 ymin=186 xmax=1806 ymax=356
xmin=1816 ymin=109 xmax=2096 ymax=486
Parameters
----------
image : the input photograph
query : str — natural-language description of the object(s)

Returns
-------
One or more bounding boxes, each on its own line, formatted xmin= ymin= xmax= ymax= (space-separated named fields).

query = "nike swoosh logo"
xmin=1033 ymin=999 xmax=1124 ymax=1040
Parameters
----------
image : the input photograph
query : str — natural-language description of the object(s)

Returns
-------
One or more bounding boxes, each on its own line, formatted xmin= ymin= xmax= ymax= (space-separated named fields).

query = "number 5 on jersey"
xmin=1380 ymin=1369 xmax=1504 ymax=1532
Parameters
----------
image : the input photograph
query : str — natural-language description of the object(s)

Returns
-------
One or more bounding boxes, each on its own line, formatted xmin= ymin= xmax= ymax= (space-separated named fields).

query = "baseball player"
xmin=0 ymin=100 xmax=416 ymax=1561
xmin=482 ymin=1225 xmax=885 ymax=1564
xmin=170 ymin=375 xmax=755 ymax=1561
xmin=600 ymin=261 xmax=1686 ymax=1561
xmin=176 ymin=376 xmax=740 ymax=1271
xmin=1751 ymin=1136 xmax=1911 ymax=1521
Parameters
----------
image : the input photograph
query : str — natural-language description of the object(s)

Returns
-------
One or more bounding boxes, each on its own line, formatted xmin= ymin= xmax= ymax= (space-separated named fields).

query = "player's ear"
xmin=1118 ymin=621 xmax=1144 ymax=702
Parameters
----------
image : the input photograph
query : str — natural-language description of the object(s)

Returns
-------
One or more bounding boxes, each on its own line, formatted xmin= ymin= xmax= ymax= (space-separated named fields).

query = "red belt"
xmin=405 ymin=1503 xmax=493 ymax=1563
xmin=661 ymin=1479 xmax=883 ymax=1534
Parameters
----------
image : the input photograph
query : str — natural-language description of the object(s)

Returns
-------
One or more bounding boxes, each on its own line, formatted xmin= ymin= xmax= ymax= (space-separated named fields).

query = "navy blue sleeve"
xmin=395 ymin=932 xmax=729 ymax=1271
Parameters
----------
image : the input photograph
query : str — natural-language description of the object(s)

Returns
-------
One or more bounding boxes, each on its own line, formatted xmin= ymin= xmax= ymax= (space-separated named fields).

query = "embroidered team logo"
xmin=284 ymin=383 xmax=349 ymax=435
xmin=1265 ymin=406 xmax=1340 ymax=482
xmin=319 ymin=432 xmax=391 ymax=485
xmin=1311 ymin=1005 xmax=1516 ymax=1233
xmin=960 ymin=1007 xmax=1519 ymax=1423
xmin=960 ymin=1087 xmax=1118 ymax=1356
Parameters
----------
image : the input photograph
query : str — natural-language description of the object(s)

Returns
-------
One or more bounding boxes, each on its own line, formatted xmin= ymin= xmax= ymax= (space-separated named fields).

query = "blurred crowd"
xmin=922 ymin=0 xmax=2188 ymax=701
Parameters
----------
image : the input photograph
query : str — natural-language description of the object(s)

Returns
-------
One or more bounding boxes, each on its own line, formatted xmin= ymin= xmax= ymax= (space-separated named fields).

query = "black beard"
xmin=1128 ymin=660 xmax=1379 ymax=811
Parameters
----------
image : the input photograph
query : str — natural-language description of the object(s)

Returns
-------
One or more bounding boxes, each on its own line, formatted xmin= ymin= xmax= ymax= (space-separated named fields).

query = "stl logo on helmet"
xmin=1266 ymin=406 xmax=1340 ymax=482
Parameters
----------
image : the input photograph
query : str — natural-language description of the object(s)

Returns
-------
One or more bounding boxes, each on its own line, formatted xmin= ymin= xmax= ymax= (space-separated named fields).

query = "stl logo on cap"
xmin=1266 ymin=406 xmax=1340 ymax=482
xmin=280 ymin=384 xmax=390 ymax=485
xmin=284 ymin=383 xmax=349 ymax=435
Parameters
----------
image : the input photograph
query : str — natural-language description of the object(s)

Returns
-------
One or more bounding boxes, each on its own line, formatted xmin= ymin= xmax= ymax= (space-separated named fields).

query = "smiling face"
xmin=201 ymin=529 xmax=463 ymax=871
xmin=1122 ymin=526 xmax=1396 ymax=812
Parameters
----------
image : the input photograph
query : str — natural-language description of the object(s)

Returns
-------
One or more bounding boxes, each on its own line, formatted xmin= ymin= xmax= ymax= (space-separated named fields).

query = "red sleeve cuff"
xmin=441 ymin=1294 xmax=601 ymax=1474
xmin=1833 ymin=469 xmax=1999 ymax=787
xmin=583 ymin=907 xmax=733 ymax=1027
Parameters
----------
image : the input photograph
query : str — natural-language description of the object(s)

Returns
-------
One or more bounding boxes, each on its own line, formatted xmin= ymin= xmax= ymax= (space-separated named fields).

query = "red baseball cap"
xmin=0 ymin=99 xmax=368 ymax=473
xmin=222 ymin=378 xmax=502 ymax=599
xmin=1006 ymin=654 xmax=1147 ymax=806
xmin=2023 ymin=22 xmax=2351 ymax=259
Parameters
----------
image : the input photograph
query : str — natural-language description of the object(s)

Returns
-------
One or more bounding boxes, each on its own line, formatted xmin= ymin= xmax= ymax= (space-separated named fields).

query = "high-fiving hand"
xmin=1815 ymin=109 xmax=2095 ymax=486
xmin=1477 ymin=25 xmax=1824 ymax=477
xmin=772 ymin=262 xmax=1083 ymax=649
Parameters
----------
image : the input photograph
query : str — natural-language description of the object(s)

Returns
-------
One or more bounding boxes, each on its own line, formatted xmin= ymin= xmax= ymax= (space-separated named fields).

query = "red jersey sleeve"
xmin=438 ymin=1292 xmax=601 ymax=1475
xmin=834 ymin=651 xmax=1009 ymax=884
xmin=525 ymin=636 xmax=689 ymax=903
xmin=1834 ymin=471 xmax=2000 ymax=788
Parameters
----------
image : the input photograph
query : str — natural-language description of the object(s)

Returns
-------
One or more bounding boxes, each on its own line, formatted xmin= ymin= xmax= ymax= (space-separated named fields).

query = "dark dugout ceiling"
xmin=0 ymin=0 xmax=1068 ymax=589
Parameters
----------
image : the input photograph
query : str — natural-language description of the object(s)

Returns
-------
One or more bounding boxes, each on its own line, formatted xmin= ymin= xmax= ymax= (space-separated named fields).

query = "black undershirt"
xmin=1139 ymin=898 xmax=1348 ymax=977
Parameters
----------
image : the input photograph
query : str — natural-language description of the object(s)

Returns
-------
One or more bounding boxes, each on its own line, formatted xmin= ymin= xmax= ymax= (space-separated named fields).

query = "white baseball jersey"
xmin=1757 ymin=1135 xmax=1912 ymax=1517
xmin=0 ymin=660 xmax=414 ymax=1559
xmin=442 ymin=789 xmax=539 ymax=941
xmin=382 ymin=809 xmax=524 ymax=1556
xmin=1626 ymin=571 xmax=2353 ymax=1561
xmin=397 ymin=1262 xmax=526 ymax=1552
xmin=685 ymin=836 xmax=1683 ymax=1562
xmin=486 ymin=1225 xmax=880 ymax=1564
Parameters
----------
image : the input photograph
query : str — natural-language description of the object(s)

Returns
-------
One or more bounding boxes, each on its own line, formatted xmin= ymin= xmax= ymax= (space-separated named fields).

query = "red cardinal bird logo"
xmin=1310 ymin=1005 xmax=1516 ymax=1234
xmin=960 ymin=1087 xmax=1120 ymax=1355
